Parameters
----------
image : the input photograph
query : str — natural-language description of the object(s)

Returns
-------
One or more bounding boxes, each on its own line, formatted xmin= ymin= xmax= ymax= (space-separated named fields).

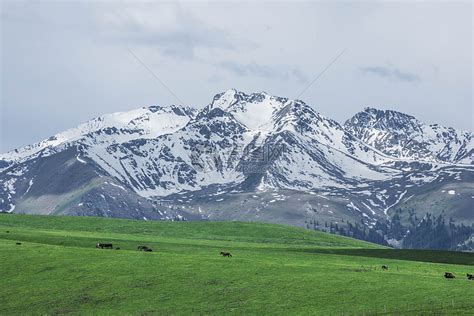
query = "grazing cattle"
xmin=220 ymin=251 xmax=232 ymax=257
xmin=115 ymin=247 xmax=121 ymax=250
xmin=467 ymin=273 xmax=474 ymax=280
xmin=15 ymin=242 xmax=21 ymax=245
xmin=382 ymin=265 xmax=389 ymax=270
xmin=138 ymin=246 xmax=152 ymax=252
xmin=444 ymin=272 xmax=455 ymax=279
xmin=96 ymin=243 xmax=113 ymax=249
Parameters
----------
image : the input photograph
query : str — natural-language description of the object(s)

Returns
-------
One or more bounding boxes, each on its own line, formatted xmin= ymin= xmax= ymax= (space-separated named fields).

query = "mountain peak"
xmin=210 ymin=89 xmax=270 ymax=110
xmin=361 ymin=107 xmax=417 ymax=120
xmin=345 ymin=107 xmax=472 ymax=163
xmin=347 ymin=107 xmax=420 ymax=133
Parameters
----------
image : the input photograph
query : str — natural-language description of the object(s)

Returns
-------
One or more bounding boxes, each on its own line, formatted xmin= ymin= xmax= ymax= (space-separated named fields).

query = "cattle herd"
xmin=378 ymin=267 xmax=473 ymax=281
xmin=95 ymin=242 xmax=153 ymax=252
xmin=9 ymin=235 xmax=474 ymax=281
xmin=95 ymin=244 xmax=474 ymax=280
xmin=443 ymin=272 xmax=474 ymax=280
xmin=95 ymin=242 xmax=232 ymax=256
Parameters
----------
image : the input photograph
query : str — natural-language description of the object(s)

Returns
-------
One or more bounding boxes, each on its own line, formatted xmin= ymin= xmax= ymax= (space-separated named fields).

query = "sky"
xmin=1 ymin=1 xmax=472 ymax=153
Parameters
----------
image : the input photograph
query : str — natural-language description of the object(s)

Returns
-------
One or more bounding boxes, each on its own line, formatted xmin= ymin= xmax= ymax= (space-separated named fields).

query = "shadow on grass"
xmin=293 ymin=248 xmax=474 ymax=265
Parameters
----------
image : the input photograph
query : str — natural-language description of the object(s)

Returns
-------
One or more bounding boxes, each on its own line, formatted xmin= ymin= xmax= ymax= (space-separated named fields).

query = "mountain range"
xmin=1 ymin=89 xmax=473 ymax=249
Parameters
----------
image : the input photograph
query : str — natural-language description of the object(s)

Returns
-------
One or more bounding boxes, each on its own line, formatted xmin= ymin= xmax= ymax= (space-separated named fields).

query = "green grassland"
xmin=1 ymin=214 xmax=473 ymax=315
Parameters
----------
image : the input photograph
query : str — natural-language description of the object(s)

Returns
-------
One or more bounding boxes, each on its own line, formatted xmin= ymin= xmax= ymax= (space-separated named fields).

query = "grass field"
xmin=1 ymin=214 xmax=473 ymax=315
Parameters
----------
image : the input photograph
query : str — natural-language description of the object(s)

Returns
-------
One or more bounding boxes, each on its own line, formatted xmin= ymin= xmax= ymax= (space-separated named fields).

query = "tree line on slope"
xmin=305 ymin=211 xmax=474 ymax=251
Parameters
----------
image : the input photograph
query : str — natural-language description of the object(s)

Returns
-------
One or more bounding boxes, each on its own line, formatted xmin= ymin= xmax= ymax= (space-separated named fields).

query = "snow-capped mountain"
xmin=0 ymin=104 xmax=197 ymax=219
xmin=1 ymin=89 xmax=473 ymax=249
xmin=344 ymin=107 xmax=473 ymax=164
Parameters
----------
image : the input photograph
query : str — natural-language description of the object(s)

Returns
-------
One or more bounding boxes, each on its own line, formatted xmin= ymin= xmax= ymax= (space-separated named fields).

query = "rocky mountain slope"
xmin=1 ymin=89 xmax=472 ymax=249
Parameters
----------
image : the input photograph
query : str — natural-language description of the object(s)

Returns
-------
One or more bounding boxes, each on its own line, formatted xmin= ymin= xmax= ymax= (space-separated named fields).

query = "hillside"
xmin=1 ymin=214 xmax=473 ymax=315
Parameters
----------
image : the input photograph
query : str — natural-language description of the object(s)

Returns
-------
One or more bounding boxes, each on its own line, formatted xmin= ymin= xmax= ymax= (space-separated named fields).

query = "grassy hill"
xmin=1 ymin=214 xmax=473 ymax=315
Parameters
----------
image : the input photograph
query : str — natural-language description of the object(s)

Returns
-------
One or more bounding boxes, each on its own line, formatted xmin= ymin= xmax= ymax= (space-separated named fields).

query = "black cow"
xmin=220 ymin=251 xmax=232 ymax=257
xmin=96 ymin=243 xmax=113 ymax=249
xmin=382 ymin=265 xmax=389 ymax=270
xmin=444 ymin=272 xmax=455 ymax=279
xmin=467 ymin=273 xmax=474 ymax=280
xmin=15 ymin=242 xmax=21 ymax=245
xmin=138 ymin=246 xmax=152 ymax=252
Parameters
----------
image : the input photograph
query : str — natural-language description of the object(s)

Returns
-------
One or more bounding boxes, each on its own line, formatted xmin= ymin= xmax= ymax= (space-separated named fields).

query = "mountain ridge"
xmin=1 ymin=89 xmax=472 ymax=250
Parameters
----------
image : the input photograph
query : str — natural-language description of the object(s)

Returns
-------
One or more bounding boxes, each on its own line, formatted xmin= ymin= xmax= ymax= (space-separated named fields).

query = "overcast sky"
xmin=1 ymin=1 xmax=472 ymax=152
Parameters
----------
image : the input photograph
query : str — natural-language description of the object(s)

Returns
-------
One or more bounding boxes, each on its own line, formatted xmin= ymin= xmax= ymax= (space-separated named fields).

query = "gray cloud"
xmin=99 ymin=5 xmax=253 ymax=61
xmin=1 ymin=2 xmax=472 ymax=152
xmin=291 ymin=69 xmax=309 ymax=84
xmin=120 ymin=25 xmax=235 ymax=61
xmin=392 ymin=69 xmax=421 ymax=82
xmin=360 ymin=66 xmax=421 ymax=82
xmin=217 ymin=61 xmax=308 ymax=83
